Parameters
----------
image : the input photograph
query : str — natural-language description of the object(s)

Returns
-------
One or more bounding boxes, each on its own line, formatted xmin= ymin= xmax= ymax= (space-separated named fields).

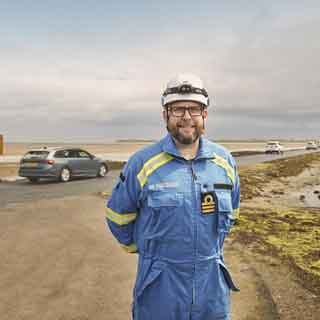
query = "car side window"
xmin=67 ymin=150 xmax=79 ymax=158
xmin=78 ymin=150 xmax=91 ymax=159
xmin=54 ymin=150 xmax=68 ymax=158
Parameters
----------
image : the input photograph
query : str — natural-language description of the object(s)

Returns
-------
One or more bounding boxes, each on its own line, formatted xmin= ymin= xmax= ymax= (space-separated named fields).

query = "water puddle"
xmin=293 ymin=187 xmax=320 ymax=208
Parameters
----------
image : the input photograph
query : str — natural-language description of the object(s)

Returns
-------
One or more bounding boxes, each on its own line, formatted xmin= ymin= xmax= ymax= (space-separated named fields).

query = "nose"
xmin=182 ymin=108 xmax=192 ymax=119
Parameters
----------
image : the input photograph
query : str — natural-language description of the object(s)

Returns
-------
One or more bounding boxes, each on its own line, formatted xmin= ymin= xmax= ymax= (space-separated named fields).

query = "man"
xmin=106 ymin=74 xmax=240 ymax=320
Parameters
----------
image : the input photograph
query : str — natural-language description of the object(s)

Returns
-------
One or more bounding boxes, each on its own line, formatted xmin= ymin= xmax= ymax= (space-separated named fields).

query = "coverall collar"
xmin=161 ymin=134 xmax=216 ymax=160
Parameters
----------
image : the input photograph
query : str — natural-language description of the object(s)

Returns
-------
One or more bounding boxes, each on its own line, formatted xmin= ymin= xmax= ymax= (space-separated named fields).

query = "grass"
xmin=232 ymin=206 xmax=320 ymax=293
xmin=239 ymin=152 xmax=320 ymax=201
xmin=232 ymin=152 xmax=320 ymax=294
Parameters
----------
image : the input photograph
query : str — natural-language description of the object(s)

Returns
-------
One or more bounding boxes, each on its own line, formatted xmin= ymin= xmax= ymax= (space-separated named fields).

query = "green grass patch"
xmin=231 ymin=206 xmax=320 ymax=294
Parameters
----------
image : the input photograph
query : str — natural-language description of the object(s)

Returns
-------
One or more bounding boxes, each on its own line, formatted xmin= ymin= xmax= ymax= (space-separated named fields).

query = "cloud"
xmin=1 ymin=1 xmax=319 ymax=141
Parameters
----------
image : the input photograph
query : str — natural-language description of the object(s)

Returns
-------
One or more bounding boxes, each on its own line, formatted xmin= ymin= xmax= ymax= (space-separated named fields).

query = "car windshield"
xmin=23 ymin=151 xmax=49 ymax=159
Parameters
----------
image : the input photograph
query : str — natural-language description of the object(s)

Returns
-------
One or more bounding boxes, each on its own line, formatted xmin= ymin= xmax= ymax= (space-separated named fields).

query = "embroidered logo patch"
xmin=201 ymin=192 xmax=217 ymax=214
xmin=148 ymin=181 xmax=178 ymax=190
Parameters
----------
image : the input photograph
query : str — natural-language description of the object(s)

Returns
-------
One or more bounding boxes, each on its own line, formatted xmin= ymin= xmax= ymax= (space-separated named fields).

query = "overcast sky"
xmin=1 ymin=0 xmax=319 ymax=142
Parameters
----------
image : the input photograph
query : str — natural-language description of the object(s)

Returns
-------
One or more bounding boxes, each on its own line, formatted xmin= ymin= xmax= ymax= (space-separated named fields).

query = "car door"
xmin=77 ymin=150 xmax=98 ymax=176
xmin=66 ymin=149 xmax=82 ymax=176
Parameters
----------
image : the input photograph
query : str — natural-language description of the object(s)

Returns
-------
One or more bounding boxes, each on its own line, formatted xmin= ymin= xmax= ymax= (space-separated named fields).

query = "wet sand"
xmin=2 ymin=141 xmax=307 ymax=156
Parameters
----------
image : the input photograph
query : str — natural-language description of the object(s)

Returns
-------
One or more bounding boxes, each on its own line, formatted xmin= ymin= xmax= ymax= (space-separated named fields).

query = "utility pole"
xmin=0 ymin=134 xmax=3 ymax=155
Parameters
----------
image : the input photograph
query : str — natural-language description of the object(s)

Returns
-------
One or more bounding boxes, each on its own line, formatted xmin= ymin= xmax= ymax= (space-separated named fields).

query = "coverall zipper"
xmin=190 ymin=161 xmax=197 ymax=306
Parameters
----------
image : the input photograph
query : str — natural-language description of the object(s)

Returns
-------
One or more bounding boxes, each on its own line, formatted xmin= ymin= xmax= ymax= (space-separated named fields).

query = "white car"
xmin=306 ymin=141 xmax=318 ymax=150
xmin=265 ymin=141 xmax=284 ymax=154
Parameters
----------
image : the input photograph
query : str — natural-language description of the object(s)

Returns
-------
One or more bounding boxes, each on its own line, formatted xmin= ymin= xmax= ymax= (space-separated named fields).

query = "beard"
xmin=167 ymin=120 xmax=204 ymax=145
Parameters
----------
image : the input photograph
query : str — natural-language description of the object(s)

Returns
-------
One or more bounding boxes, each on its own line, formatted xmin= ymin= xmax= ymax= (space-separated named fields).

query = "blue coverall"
xmin=106 ymin=134 xmax=240 ymax=320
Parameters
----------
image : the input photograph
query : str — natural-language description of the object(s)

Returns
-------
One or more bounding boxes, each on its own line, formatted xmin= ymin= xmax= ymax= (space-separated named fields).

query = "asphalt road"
xmin=0 ymin=149 xmax=317 ymax=209
xmin=234 ymin=148 xmax=315 ymax=166
xmin=0 ymin=171 xmax=119 ymax=208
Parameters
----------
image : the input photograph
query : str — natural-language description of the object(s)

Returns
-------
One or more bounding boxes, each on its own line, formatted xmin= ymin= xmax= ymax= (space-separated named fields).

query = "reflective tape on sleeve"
xmin=120 ymin=243 xmax=138 ymax=253
xmin=229 ymin=208 xmax=240 ymax=220
xmin=106 ymin=207 xmax=137 ymax=225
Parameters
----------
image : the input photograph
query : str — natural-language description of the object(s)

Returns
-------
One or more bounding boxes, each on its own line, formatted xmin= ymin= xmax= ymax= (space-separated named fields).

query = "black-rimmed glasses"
xmin=168 ymin=106 xmax=204 ymax=117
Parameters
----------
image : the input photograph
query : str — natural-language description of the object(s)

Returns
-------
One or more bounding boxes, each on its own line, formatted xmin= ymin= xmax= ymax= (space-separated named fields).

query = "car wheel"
xmin=28 ymin=177 xmax=39 ymax=183
xmin=60 ymin=167 xmax=71 ymax=182
xmin=97 ymin=164 xmax=108 ymax=177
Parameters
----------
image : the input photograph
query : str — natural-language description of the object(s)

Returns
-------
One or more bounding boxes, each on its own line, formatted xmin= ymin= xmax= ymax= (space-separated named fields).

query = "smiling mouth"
xmin=177 ymin=124 xmax=196 ymax=128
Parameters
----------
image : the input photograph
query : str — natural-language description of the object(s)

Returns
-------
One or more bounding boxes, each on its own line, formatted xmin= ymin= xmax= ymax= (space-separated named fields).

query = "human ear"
xmin=162 ymin=109 xmax=168 ymax=122
xmin=202 ymin=108 xmax=208 ymax=120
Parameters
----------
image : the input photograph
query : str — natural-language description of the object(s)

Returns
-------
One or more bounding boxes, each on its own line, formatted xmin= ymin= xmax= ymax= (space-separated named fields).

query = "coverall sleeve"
xmin=230 ymin=156 xmax=240 ymax=224
xmin=105 ymin=158 xmax=141 ymax=253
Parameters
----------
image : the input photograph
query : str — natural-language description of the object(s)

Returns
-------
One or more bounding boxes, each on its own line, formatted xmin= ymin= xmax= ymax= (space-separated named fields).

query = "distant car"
xmin=265 ymin=141 xmax=284 ymax=154
xmin=306 ymin=141 xmax=318 ymax=150
xmin=19 ymin=147 xmax=108 ymax=183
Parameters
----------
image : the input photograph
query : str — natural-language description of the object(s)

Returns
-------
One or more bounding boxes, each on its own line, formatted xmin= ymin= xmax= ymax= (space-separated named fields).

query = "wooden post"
xmin=0 ymin=135 xmax=3 ymax=155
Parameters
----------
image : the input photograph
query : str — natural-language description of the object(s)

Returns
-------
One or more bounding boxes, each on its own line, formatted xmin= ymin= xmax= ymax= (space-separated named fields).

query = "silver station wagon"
xmin=19 ymin=147 xmax=108 ymax=183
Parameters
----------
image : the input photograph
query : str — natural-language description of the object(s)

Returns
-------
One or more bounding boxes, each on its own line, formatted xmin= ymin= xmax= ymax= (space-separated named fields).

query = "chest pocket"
xmin=148 ymin=191 xmax=183 ymax=208
xmin=215 ymin=189 xmax=233 ymax=233
xmin=216 ymin=189 xmax=233 ymax=212
xmin=147 ymin=190 xmax=183 ymax=236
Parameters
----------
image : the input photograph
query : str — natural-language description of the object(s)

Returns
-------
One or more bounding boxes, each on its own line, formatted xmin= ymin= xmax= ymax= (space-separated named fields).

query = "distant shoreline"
xmin=3 ymin=139 xmax=314 ymax=144
xmin=0 ymin=141 xmax=307 ymax=157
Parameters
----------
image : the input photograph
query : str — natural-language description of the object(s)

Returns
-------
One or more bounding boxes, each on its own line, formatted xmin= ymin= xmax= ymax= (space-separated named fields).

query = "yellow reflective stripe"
xmin=211 ymin=155 xmax=235 ymax=184
xmin=229 ymin=208 xmax=240 ymax=220
xmin=120 ymin=243 xmax=137 ymax=253
xmin=106 ymin=207 xmax=137 ymax=225
xmin=137 ymin=152 xmax=174 ymax=188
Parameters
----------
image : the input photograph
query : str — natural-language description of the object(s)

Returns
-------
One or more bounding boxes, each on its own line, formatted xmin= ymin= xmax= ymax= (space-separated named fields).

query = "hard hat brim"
xmin=162 ymin=93 xmax=209 ymax=107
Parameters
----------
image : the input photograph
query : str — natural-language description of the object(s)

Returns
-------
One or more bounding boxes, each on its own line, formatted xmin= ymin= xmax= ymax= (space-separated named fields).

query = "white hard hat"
xmin=161 ymin=73 xmax=210 ymax=107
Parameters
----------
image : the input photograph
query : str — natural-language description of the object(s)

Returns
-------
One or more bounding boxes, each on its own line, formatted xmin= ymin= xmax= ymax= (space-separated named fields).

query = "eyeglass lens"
xmin=170 ymin=106 xmax=203 ymax=116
